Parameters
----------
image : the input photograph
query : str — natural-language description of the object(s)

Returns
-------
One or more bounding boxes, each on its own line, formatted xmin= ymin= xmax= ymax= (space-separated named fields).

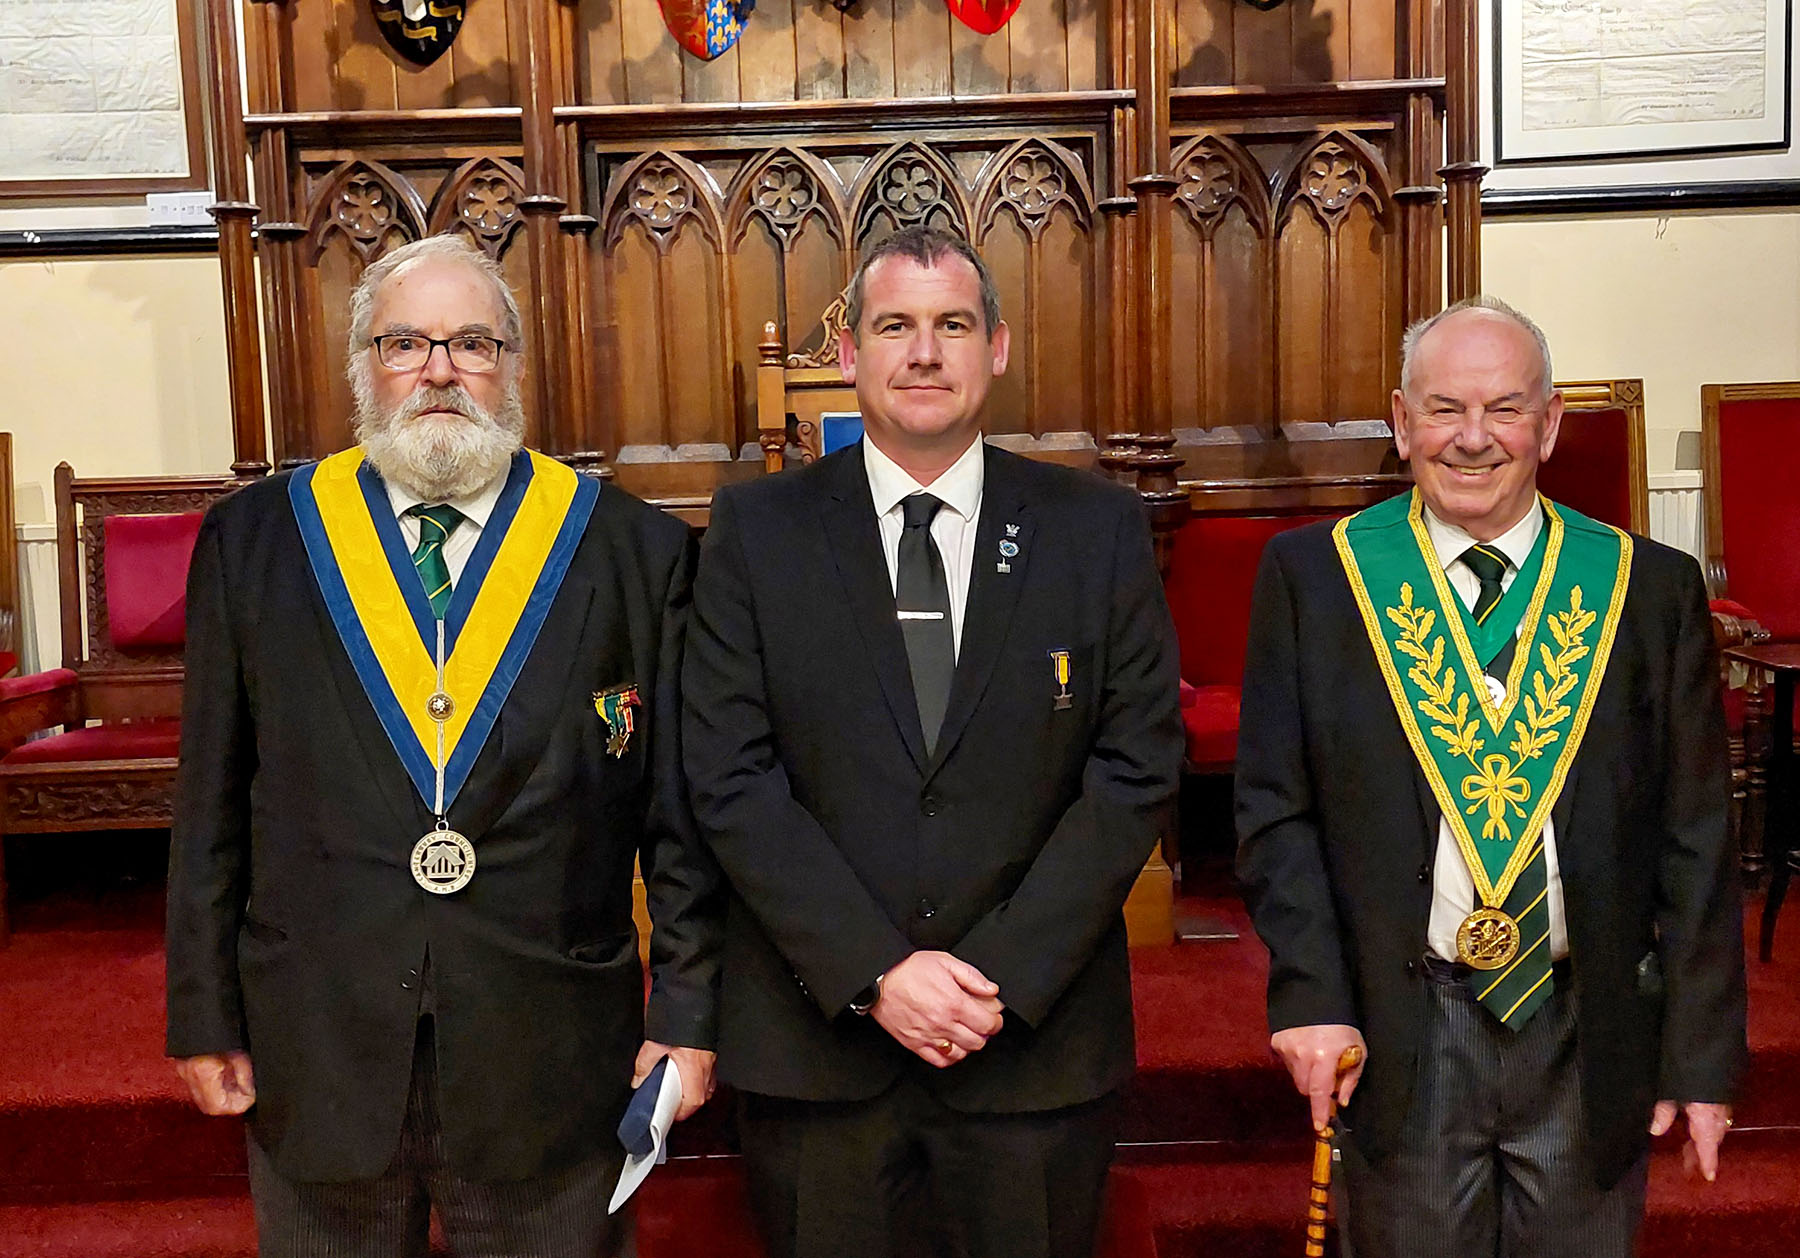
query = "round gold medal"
xmin=426 ymin=691 xmax=455 ymax=722
xmin=411 ymin=829 xmax=476 ymax=895
xmin=1455 ymin=907 xmax=1520 ymax=970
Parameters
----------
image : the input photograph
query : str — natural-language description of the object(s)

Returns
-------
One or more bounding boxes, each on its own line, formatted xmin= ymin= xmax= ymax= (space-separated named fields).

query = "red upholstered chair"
xmin=0 ymin=464 xmax=236 ymax=941
xmin=1701 ymin=384 xmax=1800 ymax=884
xmin=1164 ymin=511 xmax=1348 ymax=774
xmin=1538 ymin=379 xmax=1648 ymax=533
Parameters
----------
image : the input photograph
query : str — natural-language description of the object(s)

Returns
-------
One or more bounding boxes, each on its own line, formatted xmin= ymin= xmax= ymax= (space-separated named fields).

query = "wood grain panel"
xmin=620 ymin=0 xmax=683 ymax=103
xmin=843 ymin=0 xmax=898 ymax=99
xmin=950 ymin=17 xmax=1008 ymax=94
xmin=731 ymin=221 xmax=783 ymax=432
xmin=449 ymin=0 xmax=515 ymax=106
xmin=1211 ymin=208 xmax=1271 ymax=428
xmin=684 ymin=44 xmax=744 ymax=103
xmin=1298 ymin=0 xmax=1352 ymax=83
xmin=1170 ymin=220 xmax=1203 ymax=432
xmin=1335 ymin=200 xmax=1394 ymax=419
xmin=1349 ymin=0 xmax=1397 ymax=80
xmin=606 ymin=225 xmax=668 ymax=449
xmin=1232 ymin=0 xmax=1289 ymax=86
xmin=577 ymin=0 xmax=629 ymax=103
xmin=1065 ymin=0 xmax=1100 ymax=90
xmin=289 ymin=0 xmax=335 ymax=111
xmin=1008 ymin=0 xmax=1069 ymax=94
xmin=794 ymin=3 xmax=847 ymax=98
xmin=980 ymin=217 xmax=1031 ymax=434
xmin=1035 ymin=211 xmax=1094 ymax=435
xmin=336 ymin=0 xmax=398 ymax=111
xmin=665 ymin=227 xmax=729 ymax=447
xmin=1276 ymin=209 xmax=1327 ymax=423
xmin=893 ymin=0 xmax=953 ymax=97
xmin=394 ymin=48 xmax=456 ymax=110
xmin=737 ymin=0 xmax=799 ymax=100
xmin=1175 ymin=0 xmax=1233 ymax=86
xmin=784 ymin=217 xmax=850 ymax=358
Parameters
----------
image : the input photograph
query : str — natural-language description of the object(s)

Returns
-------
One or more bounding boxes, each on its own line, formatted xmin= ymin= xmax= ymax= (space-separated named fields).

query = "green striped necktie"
xmin=407 ymin=503 xmax=464 ymax=619
xmin=1460 ymin=542 xmax=1554 ymax=1029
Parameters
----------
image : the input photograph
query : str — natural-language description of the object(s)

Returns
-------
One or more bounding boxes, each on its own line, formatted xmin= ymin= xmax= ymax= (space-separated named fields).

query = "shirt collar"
xmin=381 ymin=463 xmax=509 ymax=532
xmin=1421 ymin=497 xmax=1544 ymax=574
xmin=862 ymin=434 xmax=985 ymax=522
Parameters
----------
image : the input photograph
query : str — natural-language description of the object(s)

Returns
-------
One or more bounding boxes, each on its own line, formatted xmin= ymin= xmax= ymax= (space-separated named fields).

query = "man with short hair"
xmin=166 ymin=233 xmax=721 ymax=1258
xmin=1237 ymin=295 xmax=1748 ymax=1257
xmin=682 ymin=224 xmax=1183 ymax=1258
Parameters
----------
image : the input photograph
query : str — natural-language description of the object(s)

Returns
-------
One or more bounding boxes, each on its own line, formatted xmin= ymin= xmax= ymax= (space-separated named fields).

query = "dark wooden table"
xmin=1724 ymin=642 xmax=1800 ymax=962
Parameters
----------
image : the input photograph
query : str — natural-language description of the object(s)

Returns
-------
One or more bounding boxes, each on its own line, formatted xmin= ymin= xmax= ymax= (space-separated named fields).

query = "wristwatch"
xmin=848 ymin=971 xmax=886 ymax=1015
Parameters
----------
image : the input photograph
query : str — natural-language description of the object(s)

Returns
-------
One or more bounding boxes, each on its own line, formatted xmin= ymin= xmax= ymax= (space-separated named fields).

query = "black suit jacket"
xmin=165 ymin=461 xmax=722 ymax=1182
xmin=1235 ymin=510 xmax=1748 ymax=1186
xmin=682 ymin=443 xmax=1182 ymax=1113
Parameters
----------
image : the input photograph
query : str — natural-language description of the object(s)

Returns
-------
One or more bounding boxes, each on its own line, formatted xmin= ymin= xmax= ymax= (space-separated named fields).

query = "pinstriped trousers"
xmin=1337 ymin=959 xmax=1648 ymax=1258
xmin=247 ymin=1017 xmax=634 ymax=1258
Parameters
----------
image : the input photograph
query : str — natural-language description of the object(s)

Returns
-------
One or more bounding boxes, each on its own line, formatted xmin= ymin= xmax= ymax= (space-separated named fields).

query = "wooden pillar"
xmin=553 ymin=0 xmax=608 ymax=472
xmin=1127 ymin=0 xmax=1187 ymax=566
xmin=200 ymin=0 xmax=270 ymax=478
xmin=513 ymin=0 xmax=572 ymax=456
xmin=1101 ymin=0 xmax=1138 ymax=441
xmin=1440 ymin=0 xmax=1484 ymax=302
xmin=246 ymin=0 xmax=309 ymax=469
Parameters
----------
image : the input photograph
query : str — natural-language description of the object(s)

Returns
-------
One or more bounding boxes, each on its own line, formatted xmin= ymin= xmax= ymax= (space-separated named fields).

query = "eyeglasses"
xmin=371 ymin=334 xmax=507 ymax=373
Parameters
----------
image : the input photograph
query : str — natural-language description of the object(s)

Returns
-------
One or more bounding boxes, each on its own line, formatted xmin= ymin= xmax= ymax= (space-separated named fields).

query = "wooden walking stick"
xmin=1304 ymin=1045 xmax=1364 ymax=1257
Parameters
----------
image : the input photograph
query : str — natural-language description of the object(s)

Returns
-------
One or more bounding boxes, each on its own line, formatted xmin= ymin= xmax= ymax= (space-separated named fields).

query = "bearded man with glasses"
xmin=166 ymin=233 xmax=722 ymax=1258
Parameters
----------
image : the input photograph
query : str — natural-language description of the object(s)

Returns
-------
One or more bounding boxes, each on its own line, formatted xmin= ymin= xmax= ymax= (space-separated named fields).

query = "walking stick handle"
xmin=1303 ymin=1045 xmax=1364 ymax=1257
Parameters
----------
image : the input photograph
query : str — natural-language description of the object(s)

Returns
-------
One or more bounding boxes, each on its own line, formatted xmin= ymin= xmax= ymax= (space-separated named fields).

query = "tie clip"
xmin=897 ymin=610 xmax=945 ymax=621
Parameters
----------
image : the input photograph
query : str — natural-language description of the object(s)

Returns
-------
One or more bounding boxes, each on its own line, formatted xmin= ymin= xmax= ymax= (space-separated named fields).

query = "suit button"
xmin=1417 ymin=864 xmax=1430 ymax=884
xmin=1405 ymin=960 xmax=1417 ymax=976
xmin=917 ymin=899 xmax=937 ymax=919
xmin=920 ymin=795 xmax=941 ymax=817
xmin=401 ymin=968 xmax=417 ymax=991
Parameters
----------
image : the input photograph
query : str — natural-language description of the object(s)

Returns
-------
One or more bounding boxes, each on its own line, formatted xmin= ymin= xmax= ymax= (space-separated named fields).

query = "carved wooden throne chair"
xmin=0 ymin=465 xmax=236 ymax=940
xmin=755 ymin=294 xmax=859 ymax=470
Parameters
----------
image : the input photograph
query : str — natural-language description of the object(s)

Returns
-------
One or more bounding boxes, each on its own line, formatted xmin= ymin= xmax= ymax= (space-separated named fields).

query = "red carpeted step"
xmin=1123 ymin=1132 xmax=1800 ymax=1258
xmin=0 ymin=1193 xmax=257 ymax=1258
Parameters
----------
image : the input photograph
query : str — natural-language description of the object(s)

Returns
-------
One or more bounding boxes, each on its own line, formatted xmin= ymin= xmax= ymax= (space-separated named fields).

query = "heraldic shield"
xmin=945 ymin=0 xmax=1020 ymax=35
xmin=659 ymin=0 xmax=757 ymax=61
xmin=372 ymin=0 xmax=465 ymax=67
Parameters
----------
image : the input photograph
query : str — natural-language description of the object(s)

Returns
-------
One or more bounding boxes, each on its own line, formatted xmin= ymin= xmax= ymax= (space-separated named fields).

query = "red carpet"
xmin=1 ymin=887 xmax=1796 ymax=1256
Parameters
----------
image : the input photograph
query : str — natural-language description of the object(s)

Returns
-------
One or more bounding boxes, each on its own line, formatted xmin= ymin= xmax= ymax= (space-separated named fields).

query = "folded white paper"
xmin=609 ymin=1058 xmax=682 ymax=1213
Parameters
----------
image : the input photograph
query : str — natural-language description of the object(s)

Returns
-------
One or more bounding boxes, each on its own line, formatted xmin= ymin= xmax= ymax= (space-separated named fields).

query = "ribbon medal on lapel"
xmin=1048 ymin=649 xmax=1073 ymax=711
xmin=371 ymin=0 xmax=464 ymax=67
xmin=657 ymin=0 xmax=756 ymax=60
xmin=290 ymin=446 xmax=600 ymax=892
xmin=1333 ymin=490 xmax=1630 ymax=962
xmin=593 ymin=684 xmax=641 ymax=759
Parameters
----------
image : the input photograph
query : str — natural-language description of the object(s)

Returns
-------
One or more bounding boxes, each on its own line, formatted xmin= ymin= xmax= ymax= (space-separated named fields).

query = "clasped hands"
xmin=869 ymin=950 xmax=1005 ymax=1069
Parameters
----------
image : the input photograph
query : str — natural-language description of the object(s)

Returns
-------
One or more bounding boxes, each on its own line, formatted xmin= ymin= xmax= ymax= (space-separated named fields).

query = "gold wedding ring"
xmin=935 ymin=1041 xmax=953 ymax=1053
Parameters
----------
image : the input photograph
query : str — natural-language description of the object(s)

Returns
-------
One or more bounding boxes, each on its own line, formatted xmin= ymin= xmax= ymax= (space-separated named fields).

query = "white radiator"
xmin=14 ymin=523 xmax=59 ymax=674
xmin=1648 ymin=472 xmax=1705 ymax=567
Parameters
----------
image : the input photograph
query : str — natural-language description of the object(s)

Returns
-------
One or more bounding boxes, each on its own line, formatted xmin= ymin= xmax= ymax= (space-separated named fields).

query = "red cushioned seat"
xmin=0 ymin=668 xmax=77 ymax=704
xmin=1 ymin=719 xmax=181 ymax=765
xmin=1180 ymin=683 xmax=1242 ymax=768
xmin=1164 ymin=512 xmax=1345 ymax=770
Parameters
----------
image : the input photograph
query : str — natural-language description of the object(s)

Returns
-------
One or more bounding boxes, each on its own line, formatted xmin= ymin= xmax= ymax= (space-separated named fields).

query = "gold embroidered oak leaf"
xmin=1462 ymin=753 xmax=1530 ymax=841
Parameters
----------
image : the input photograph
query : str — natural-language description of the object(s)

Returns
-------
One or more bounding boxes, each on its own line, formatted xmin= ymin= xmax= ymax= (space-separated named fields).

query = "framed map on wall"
xmin=0 ymin=0 xmax=207 ymax=196
xmin=1496 ymin=0 xmax=1792 ymax=165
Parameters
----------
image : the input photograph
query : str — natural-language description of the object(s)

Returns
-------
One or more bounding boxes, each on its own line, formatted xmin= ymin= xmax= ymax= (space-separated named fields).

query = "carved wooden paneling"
xmin=575 ymin=0 xmax=1104 ymax=104
xmin=287 ymin=0 xmax=516 ymax=112
xmin=1273 ymin=129 xmax=1400 ymax=425
xmin=428 ymin=157 xmax=529 ymax=258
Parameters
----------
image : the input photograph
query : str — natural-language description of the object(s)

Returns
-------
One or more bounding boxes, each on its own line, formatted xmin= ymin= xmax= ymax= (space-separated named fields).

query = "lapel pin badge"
xmin=593 ymin=683 xmax=641 ymax=758
xmin=1048 ymin=649 xmax=1073 ymax=711
xmin=997 ymin=537 xmax=1020 ymax=574
xmin=1005 ymin=524 xmax=1020 ymax=537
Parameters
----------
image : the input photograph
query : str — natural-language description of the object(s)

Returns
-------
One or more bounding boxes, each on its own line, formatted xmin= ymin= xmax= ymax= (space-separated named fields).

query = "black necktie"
xmin=1461 ymin=544 xmax=1515 ymax=676
xmin=897 ymin=493 xmax=955 ymax=755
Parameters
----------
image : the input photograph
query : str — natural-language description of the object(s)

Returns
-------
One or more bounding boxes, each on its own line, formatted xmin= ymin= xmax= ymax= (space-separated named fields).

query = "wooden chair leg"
xmin=1744 ymin=671 xmax=1771 ymax=887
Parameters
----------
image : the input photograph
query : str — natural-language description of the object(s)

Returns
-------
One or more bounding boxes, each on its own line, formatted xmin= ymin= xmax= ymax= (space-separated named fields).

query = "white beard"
xmin=351 ymin=370 xmax=525 ymax=502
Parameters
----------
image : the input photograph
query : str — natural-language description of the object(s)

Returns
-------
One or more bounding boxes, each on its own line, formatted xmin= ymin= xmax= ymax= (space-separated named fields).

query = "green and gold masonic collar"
xmin=1333 ymin=489 xmax=1632 ymax=907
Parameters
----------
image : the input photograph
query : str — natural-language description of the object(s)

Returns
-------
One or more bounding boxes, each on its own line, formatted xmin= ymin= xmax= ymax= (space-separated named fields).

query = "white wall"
xmin=1481 ymin=209 xmax=1800 ymax=475
xmin=1 ymin=253 xmax=235 ymax=525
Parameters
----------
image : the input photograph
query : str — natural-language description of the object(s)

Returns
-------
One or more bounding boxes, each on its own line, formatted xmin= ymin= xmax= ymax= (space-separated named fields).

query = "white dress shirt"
xmin=1421 ymin=503 xmax=1570 ymax=963
xmin=382 ymin=467 xmax=508 ymax=588
xmin=864 ymin=435 xmax=984 ymax=659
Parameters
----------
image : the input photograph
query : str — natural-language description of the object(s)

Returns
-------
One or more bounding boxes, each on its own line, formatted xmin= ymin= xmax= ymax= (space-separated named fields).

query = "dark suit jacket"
xmin=165 ymin=459 xmax=721 ymax=1182
xmin=681 ymin=442 xmax=1183 ymax=1114
xmin=1235 ymin=509 xmax=1749 ymax=1187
